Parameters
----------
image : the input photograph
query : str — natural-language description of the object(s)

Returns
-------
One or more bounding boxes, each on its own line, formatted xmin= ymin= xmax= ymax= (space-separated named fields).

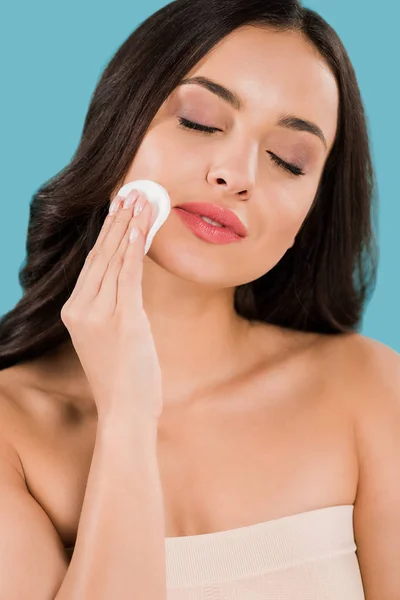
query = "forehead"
xmin=184 ymin=26 xmax=339 ymax=149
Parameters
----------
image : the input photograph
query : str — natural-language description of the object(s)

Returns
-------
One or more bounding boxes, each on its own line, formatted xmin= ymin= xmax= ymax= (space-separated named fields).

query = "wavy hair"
xmin=0 ymin=0 xmax=378 ymax=370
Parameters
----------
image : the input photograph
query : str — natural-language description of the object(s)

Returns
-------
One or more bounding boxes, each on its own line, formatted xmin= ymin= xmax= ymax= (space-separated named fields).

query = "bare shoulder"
xmin=315 ymin=328 xmax=399 ymax=367
xmin=0 ymin=368 xmax=31 ymax=478
xmin=318 ymin=332 xmax=400 ymax=598
xmin=347 ymin=332 xmax=400 ymax=413
xmin=313 ymin=330 xmax=399 ymax=408
xmin=315 ymin=330 xmax=400 ymax=462
xmin=0 ymin=364 xmax=55 ymax=480
xmin=328 ymin=329 xmax=400 ymax=465
xmin=322 ymin=331 xmax=400 ymax=458
xmin=0 ymin=369 xmax=69 ymax=597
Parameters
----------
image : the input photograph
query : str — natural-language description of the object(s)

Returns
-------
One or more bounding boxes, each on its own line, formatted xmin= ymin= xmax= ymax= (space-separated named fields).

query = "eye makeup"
xmin=176 ymin=117 xmax=306 ymax=177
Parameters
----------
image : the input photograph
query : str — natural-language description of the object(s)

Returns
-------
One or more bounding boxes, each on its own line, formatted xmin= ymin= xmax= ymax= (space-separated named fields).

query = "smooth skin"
xmin=0 ymin=190 xmax=168 ymax=599
xmin=60 ymin=189 xmax=163 ymax=422
xmin=0 ymin=25 xmax=399 ymax=599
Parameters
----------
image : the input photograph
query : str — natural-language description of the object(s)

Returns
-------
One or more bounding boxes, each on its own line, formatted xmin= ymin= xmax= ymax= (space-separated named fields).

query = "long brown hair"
xmin=0 ymin=0 xmax=378 ymax=371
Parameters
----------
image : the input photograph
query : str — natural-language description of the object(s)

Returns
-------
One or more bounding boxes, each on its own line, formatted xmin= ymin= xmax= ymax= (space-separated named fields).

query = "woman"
xmin=0 ymin=0 xmax=398 ymax=598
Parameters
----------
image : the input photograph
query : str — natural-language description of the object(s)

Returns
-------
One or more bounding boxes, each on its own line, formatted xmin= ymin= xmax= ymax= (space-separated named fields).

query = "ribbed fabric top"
xmin=64 ymin=504 xmax=365 ymax=598
xmin=164 ymin=504 xmax=366 ymax=599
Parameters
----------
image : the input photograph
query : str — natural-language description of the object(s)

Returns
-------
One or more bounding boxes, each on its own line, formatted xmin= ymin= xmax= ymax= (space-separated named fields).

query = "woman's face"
xmin=119 ymin=25 xmax=339 ymax=288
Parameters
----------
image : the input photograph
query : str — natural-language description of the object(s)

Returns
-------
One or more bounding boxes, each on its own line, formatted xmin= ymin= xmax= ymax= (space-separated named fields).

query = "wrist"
xmin=96 ymin=407 xmax=159 ymax=442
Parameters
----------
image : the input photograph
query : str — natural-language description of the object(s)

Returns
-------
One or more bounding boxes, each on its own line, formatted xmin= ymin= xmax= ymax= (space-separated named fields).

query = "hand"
xmin=60 ymin=189 xmax=163 ymax=423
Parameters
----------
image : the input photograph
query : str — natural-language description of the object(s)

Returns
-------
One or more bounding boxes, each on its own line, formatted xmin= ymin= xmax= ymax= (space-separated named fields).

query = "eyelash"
xmin=177 ymin=117 xmax=306 ymax=177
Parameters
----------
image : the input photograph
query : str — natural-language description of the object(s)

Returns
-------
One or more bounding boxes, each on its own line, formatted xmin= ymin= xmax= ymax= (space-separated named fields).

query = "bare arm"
xmin=0 ymin=432 xmax=69 ymax=599
xmin=56 ymin=412 xmax=166 ymax=600
xmin=0 ymin=188 xmax=169 ymax=598
xmin=0 ymin=411 xmax=166 ymax=600
xmin=352 ymin=338 xmax=400 ymax=600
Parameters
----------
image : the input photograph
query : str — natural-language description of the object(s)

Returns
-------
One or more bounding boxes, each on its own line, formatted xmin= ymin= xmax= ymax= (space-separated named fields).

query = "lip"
xmin=173 ymin=202 xmax=248 ymax=237
xmin=174 ymin=208 xmax=243 ymax=244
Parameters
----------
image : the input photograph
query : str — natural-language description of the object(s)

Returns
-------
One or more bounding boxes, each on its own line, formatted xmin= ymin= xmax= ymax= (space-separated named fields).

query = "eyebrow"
xmin=179 ymin=76 xmax=328 ymax=150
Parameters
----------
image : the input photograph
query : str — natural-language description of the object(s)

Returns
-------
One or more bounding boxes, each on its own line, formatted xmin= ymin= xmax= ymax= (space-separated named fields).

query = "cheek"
xmin=262 ymin=191 xmax=310 ymax=241
xmin=134 ymin=133 xmax=171 ymax=175
xmin=250 ymin=190 xmax=314 ymax=273
xmin=122 ymin=126 xmax=182 ymax=184
xmin=131 ymin=128 xmax=210 ymax=189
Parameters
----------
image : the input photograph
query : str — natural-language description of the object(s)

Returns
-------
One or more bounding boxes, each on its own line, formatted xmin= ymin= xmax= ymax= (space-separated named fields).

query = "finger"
xmin=68 ymin=192 xmax=128 ymax=302
xmin=69 ymin=214 xmax=117 ymax=302
xmin=94 ymin=197 xmax=152 ymax=316
xmin=114 ymin=200 xmax=153 ymax=314
xmin=73 ymin=189 xmax=141 ymax=306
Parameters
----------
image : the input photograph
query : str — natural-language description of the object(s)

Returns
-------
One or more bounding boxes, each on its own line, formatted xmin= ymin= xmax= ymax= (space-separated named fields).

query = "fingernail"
xmin=123 ymin=189 xmax=139 ymax=209
xmin=133 ymin=193 xmax=146 ymax=216
xmin=109 ymin=196 xmax=121 ymax=215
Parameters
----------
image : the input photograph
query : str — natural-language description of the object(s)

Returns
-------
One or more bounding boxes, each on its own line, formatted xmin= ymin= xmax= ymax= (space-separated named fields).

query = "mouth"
xmin=174 ymin=202 xmax=248 ymax=238
xmin=173 ymin=206 xmax=247 ymax=245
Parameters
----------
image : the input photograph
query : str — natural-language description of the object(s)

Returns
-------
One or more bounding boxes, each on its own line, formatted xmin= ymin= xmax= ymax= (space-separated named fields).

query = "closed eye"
xmin=177 ymin=117 xmax=306 ymax=177
xmin=267 ymin=152 xmax=305 ymax=177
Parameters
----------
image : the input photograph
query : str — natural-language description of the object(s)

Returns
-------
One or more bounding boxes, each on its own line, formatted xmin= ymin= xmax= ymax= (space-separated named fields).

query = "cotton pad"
xmin=115 ymin=180 xmax=171 ymax=254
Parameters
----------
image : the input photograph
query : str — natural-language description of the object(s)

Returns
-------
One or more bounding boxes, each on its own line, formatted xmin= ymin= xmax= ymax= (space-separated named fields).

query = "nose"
xmin=206 ymin=145 xmax=257 ymax=199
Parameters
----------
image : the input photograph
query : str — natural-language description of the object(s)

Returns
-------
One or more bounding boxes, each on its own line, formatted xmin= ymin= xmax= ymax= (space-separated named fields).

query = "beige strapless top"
xmin=66 ymin=504 xmax=365 ymax=599
xmin=164 ymin=504 xmax=365 ymax=599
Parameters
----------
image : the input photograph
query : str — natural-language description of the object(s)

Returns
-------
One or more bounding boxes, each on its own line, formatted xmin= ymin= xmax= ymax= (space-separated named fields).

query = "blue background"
xmin=1 ymin=1 xmax=399 ymax=352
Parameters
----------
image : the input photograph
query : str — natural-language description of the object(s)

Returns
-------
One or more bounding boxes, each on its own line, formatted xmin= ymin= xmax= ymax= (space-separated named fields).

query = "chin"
xmin=145 ymin=229 xmax=251 ymax=288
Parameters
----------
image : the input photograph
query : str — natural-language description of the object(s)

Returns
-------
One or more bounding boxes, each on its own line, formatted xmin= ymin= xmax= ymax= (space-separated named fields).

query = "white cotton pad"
xmin=116 ymin=180 xmax=171 ymax=254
